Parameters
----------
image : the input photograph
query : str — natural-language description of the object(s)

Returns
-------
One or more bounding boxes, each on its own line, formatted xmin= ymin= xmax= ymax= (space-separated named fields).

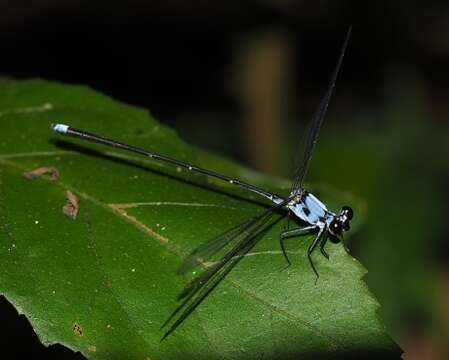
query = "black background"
xmin=1 ymin=1 xmax=448 ymax=359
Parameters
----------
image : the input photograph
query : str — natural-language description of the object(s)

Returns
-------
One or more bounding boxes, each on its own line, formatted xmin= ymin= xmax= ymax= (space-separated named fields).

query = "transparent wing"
xmin=290 ymin=27 xmax=351 ymax=194
xmin=162 ymin=198 xmax=290 ymax=340
xmin=177 ymin=209 xmax=274 ymax=275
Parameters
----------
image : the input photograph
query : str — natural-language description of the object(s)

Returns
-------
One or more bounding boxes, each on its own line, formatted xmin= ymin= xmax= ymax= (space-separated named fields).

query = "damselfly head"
xmin=329 ymin=219 xmax=343 ymax=236
xmin=328 ymin=206 xmax=353 ymax=237
xmin=341 ymin=206 xmax=354 ymax=220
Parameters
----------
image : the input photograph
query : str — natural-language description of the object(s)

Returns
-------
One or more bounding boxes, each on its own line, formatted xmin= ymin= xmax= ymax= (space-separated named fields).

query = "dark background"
xmin=1 ymin=1 xmax=449 ymax=359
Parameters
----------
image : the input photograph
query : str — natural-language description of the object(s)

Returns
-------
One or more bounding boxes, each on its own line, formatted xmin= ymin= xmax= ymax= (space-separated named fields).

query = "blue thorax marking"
xmin=271 ymin=190 xmax=334 ymax=225
xmin=288 ymin=192 xmax=334 ymax=226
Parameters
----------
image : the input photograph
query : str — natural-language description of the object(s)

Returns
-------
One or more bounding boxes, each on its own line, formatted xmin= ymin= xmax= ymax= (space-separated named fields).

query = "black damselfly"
xmin=50 ymin=27 xmax=353 ymax=340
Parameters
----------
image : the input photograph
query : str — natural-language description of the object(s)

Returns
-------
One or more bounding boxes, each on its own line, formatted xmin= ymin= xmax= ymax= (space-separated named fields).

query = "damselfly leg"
xmin=320 ymin=236 xmax=330 ymax=260
xmin=280 ymin=210 xmax=291 ymax=265
xmin=307 ymin=226 xmax=326 ymax=283
xmin=280 ymin=225 xmax=318 ymax=267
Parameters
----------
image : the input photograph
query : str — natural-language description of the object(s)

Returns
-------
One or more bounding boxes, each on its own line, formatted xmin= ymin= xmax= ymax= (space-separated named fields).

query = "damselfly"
xmin=50 ymin=27 xmax=353 ymax=340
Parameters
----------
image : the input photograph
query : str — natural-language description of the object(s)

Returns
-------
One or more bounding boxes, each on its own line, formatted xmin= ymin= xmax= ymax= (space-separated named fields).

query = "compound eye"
xmin=342 ymin=206 xmax=354 ymax=220
xmin=330 ymin=220 xmax=342 ymax=235
xmin=343 ymin=221 xmax=350 ymax=232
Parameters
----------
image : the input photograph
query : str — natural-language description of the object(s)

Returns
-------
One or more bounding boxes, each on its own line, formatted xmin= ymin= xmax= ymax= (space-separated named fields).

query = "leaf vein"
xmin=109 ymin=201 xmax=236 ymax=210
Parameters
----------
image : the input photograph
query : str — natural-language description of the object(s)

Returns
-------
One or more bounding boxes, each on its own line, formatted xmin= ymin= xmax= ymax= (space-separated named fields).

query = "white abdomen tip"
xmin=50 ymin=123 xmax=69 ymax=134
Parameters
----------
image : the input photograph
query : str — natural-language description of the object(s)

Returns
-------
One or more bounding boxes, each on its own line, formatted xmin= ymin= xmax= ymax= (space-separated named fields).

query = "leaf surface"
xmin=0 ymin=80 xmax=399 ymax=359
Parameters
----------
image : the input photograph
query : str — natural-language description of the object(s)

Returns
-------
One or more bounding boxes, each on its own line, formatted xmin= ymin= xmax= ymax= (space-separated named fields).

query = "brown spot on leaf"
xmin=72 ymin=323 xmax=83 ymax=336
xmin=63 ymin=190 xmax=79 ymax=219
xmin=23 ymin=166 xmax=59 ymax=181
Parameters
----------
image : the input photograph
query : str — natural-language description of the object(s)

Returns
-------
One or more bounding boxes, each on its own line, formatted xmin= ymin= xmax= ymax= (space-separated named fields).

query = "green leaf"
xmin=0 ymin=80 xmax=399 ymax=359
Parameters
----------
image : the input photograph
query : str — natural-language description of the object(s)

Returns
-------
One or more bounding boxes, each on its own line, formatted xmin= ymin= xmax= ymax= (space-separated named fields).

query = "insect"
xmin=50 ymin=27 xmax=353 ymax=340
